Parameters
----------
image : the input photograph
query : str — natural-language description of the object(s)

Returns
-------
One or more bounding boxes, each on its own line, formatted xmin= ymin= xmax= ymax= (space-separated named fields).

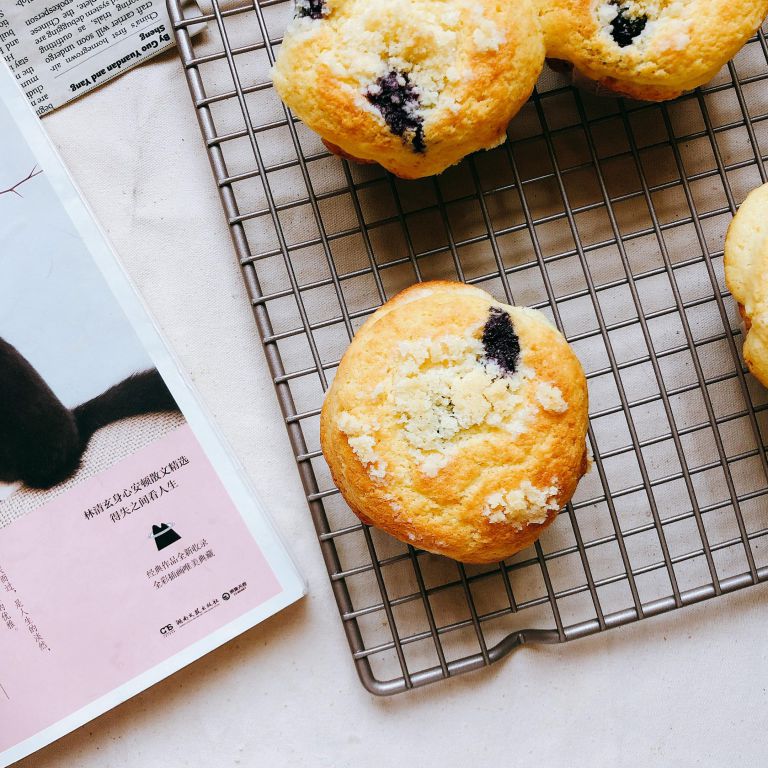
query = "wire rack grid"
xmin=167 ymin=0 xmax=768 ymax=695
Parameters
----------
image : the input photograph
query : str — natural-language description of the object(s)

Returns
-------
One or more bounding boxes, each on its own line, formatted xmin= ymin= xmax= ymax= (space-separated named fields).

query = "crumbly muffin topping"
xmin=387 ymin=332 xmax=536 ymax=472
xmin=338 ymin=303 xmax=557 ymax=479
xmin=336 ymin=304 xmax=575 ymax=487
xmin=482 ymin=481 xmax=561 ymax=528
xmin=337 ymin=330 xmax=535 ymax=479
xmin=337 ymin=411 xmax=387 ymax=479
xmin=535 ymin=382 xmax=569 ymax=413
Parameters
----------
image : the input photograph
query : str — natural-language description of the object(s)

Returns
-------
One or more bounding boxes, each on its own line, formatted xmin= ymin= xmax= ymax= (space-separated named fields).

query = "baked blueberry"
xmin=610 ymin=2 xmax=647 ymax=47
xmin=295 ymin=0 xmax=326 ymax=20
xmin=482 ymin=307 xmax=521 ymax=375
xmin=366 ymin=71 xmax=426 ymax=153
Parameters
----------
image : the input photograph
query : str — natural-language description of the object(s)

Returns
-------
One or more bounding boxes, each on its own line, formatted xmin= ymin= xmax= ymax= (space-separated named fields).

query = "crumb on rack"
xmin=585 ymin=440 xmax=595 ymax=473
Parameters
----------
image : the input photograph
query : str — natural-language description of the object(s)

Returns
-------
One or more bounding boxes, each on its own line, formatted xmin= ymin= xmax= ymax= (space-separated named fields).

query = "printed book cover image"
xmin=0 ymin=63 xmax=304 ymax=767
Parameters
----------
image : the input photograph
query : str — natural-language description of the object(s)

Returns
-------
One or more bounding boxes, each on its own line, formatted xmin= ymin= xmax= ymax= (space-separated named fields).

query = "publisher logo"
xmin=163 ymin=584 xmax=247 ymax=636
xmin=226 ymin=582 xmax=247 ymax=599
xmin=168 ymin=597 xmax=223 ymax=632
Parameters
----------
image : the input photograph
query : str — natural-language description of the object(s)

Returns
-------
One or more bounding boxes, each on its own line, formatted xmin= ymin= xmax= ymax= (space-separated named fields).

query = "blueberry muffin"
xmin=272 ymin=0 xmax=544 ymax=178
xmin=542 ymin=0 xmax=768 ymax=101
xmin=320 ymin=281 xmax=589 ymax=564
xmin=725 ymin=183 xmax=768 ymax=388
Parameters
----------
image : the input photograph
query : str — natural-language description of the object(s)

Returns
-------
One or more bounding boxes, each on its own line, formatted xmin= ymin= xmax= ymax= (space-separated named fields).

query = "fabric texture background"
xmin=14 ymin=11 xmax=768 ymax=766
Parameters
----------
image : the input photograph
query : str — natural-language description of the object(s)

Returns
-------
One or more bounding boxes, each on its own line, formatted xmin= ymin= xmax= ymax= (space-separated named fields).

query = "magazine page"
xmin=0 ymin=61 xmax=304 ymax=767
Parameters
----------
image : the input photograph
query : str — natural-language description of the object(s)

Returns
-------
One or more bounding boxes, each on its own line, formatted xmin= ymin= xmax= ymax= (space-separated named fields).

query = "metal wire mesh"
xmin=167 ymin=0 xmax=768 ymax=695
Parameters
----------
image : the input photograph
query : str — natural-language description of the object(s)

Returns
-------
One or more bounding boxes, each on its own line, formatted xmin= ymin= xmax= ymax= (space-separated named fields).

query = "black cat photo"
xmin=0 ymin=336 xmax=181 ymax=494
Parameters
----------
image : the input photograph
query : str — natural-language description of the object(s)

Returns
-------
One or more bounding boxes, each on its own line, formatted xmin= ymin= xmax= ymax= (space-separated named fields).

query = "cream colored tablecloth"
xmin=20 ymin=42 xmax=768 ymax=768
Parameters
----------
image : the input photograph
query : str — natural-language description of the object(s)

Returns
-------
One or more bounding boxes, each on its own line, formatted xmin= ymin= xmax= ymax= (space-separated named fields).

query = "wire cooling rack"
xmin=168 ymin=0 xmax=768 ymax=694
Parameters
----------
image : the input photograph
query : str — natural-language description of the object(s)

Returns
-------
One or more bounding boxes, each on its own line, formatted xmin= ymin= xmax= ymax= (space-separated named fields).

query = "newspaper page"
xmin=0 ymin=0 xmax=203 ymax=115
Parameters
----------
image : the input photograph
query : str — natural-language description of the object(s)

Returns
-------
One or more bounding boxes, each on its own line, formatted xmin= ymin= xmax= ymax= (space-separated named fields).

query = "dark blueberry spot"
xmin=610 ymin=2 xmax=647 ymax=47
xmin=482 ymin=308 xmax=521 ymax=376
xmin=366 ymin=71 xmax=426 ymax=154
xmin=295 ymin=0 xmax=325 ymax=20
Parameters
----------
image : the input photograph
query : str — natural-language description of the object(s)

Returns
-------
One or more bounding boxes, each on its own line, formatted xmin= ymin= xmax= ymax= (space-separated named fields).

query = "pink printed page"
xmin=0 ymin=424 xmax=282 ymax=751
